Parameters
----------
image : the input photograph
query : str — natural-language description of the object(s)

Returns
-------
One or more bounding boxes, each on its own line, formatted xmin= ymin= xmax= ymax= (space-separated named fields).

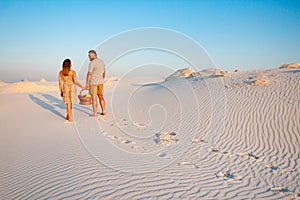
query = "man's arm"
xmin=85 ymin=72 xmax=92 ymax=89
xmin=103 ymin=70 xmax=106 ymax=79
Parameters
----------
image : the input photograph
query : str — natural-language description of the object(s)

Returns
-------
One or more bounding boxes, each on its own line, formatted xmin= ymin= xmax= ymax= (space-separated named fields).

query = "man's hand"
xmin=86 ymin=72 xmax=92 ymax=90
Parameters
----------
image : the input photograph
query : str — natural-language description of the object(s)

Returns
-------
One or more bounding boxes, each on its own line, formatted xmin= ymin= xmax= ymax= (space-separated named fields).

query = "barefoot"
xmin=64 ymin=120 xmax=73 ymax=124
xmin=90 ymin=113 xmax=98 ymax=117
xmin=101 ymin=111 xmax=107 ymax=116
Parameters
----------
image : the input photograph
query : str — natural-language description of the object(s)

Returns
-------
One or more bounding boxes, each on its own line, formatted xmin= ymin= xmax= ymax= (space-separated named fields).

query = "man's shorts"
xmin=89 ymin=84 xmax=104 ymax=96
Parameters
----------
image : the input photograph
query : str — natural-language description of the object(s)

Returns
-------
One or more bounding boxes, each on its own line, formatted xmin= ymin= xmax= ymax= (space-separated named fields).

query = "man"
xmin=85 ymin=50 xmax=106 ymax=116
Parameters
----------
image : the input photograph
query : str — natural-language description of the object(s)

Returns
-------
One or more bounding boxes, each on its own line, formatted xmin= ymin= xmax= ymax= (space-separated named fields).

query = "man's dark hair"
xmin=88 ymin=50 xmax=97 ymax=56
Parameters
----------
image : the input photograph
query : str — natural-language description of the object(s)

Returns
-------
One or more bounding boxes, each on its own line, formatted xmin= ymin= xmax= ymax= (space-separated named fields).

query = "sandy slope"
xmin=0 ymin=68 xmax=299 ymax=199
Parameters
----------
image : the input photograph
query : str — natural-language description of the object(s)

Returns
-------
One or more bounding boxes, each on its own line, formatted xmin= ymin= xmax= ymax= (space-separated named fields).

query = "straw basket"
xmin=78 ymin=90 xmax=92 ymax=105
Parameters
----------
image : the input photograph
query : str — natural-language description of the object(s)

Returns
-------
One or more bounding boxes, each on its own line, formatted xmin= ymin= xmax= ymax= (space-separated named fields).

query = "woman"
xmin=58 ymin=58 xmax=84 ymax=122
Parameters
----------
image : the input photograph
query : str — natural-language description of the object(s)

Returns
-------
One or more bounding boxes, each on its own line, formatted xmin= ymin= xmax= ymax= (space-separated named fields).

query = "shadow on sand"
xmin=29 ymin=93 xmax=92 ymax=119
xmin=29 ymin=94 xmax=65 ymax=119
xmin=282 ymin=69 xmax=300 ymax=74
xmin=131 ymin=82 xmax=164 ymax=87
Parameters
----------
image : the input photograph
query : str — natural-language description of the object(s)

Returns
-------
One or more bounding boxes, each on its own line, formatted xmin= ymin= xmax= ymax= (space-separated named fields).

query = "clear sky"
xmin=0 ymin=0 xmax=299 ymax=82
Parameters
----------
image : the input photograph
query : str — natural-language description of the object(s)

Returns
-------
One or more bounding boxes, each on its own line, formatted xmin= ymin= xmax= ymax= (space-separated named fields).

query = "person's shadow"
xmin=29 ymin=93 xmax=91 ymax=120
xmin=29 ymin=94 xmax=65 ymax=119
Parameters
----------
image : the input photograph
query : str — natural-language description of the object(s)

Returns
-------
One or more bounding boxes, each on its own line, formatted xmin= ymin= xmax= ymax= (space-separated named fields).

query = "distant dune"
xmin=165 ymin=67 xmax=230 ymax=81
xmin=279 ymin=62 xmax=300 ymax=69
xmin=0 ymin=77 xmax=120 ymax=94
xmin=0 ymin=81 xmax=58 ymax=94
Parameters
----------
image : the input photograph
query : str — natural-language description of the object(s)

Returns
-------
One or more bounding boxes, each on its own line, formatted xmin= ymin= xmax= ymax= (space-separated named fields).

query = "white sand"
xmin=0 ymin=68 xmax=299 ymax=199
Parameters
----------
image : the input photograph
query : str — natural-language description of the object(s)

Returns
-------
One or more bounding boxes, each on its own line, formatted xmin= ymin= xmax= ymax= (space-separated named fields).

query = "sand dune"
xmin=0 ymin=77 xmax=120 ymax=94
xmin=165 ymin=67 xmax=193 ymax=81
xmin=280 ymin=62 xmax=300 ymax=69
xmin=0 ymin=81 xmax=59 ymax=94
xmin=165 ymin=67 xmax=230 ymax=81
xmin=0 ymin=68 xmax=299 ymax=199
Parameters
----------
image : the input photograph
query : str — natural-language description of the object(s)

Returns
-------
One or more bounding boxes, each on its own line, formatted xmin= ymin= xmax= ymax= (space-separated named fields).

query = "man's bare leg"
xmin=91 ymin=94 xmax=98 ymax=117
xmin=98 ymin=94 xmax=106 ymax=115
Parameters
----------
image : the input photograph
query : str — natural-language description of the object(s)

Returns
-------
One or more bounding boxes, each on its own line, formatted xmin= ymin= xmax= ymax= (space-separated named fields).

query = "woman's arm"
xmin=72 ymin=70 xmax=84 ymax=89
xmin=58 ymin=71 xmax=63 ymax=97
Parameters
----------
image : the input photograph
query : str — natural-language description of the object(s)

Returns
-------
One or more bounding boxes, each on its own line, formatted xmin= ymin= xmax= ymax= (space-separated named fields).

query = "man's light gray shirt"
xmin=88 ymin=58 xmax=105 ymax=85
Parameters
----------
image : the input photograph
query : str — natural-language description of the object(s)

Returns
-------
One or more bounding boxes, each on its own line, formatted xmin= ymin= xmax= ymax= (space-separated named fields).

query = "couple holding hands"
xmin=58 ymin=50 xmax=106 ymax=122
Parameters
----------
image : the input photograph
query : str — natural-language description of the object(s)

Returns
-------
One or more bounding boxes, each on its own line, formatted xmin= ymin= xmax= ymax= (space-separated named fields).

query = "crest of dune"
xmin=40 ymin=77 xmax=47 ymax=82
xmin=279 ymin=62 xmax=300 ymax=69
xmin=165 ymin=67 xmax=194 ymax=81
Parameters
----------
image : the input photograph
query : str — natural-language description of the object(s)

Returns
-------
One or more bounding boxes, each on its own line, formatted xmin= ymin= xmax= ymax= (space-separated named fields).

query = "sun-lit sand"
xmin=0 ymin=67 xmax=299 ymax=199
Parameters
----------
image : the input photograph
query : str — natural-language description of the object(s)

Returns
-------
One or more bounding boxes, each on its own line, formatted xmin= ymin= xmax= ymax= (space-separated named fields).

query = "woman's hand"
xmin=60 ymin=90 xmax=63 ymax=97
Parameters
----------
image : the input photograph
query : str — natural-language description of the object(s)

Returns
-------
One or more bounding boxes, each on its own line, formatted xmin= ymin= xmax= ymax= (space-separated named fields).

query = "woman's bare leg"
xmin=66 ymin=103 xmax=73 ymax=121
xmin=66 ymin=103 xmax=69 ymax=120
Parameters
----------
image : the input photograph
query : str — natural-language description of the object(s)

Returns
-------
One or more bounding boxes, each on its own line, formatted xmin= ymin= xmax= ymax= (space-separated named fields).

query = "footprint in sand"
xmin=270 ymin=187 xmax=288 ymax=192
xmin=157 ymin=152 xmax=172 ymax=159
xmin=192 ymin=138 xmax=208 ymax=144
xmin=106 ymin=135 xmax=140 ymax=149
xmin=133 ymin=122 xmax=147 ymax=130
xmin=114 ymin=118 xmax=148 ymax=130
xmin=209 ymin=148 xmax=231 ymax=155
xmin=113 ymin=136 xmax=133 ymax=144
xmin=209 ymin=148 xmax=220 ymax=153
xmin=178 ymin=161 xmax=199 ymax=169
xmin=269 ymin=187 xmax=298 ymax=197
xmin=216 ymin=170 xmax=234 ymax=179
xmin=97 ymin=116 xmax=106 ymax=121
xmin=106 ymin=135 xmax=119 ymax=141
xmin=248 ymin=152 xmax=260 ymax=159
xmin=121 ymin=139 xmax=136 ymax=145
xmin=215 ymin=170 xmax=242 ymax=181
xmin=97 ymin=130 xmax=105 ymax=135
xmin=155 ymin=131 xmax=179 ymax=146
xmin=114 ymin=118 xmax=129 ymax=128
xmin=121 ymin=139 xmax=131 ymax=144
xmin=132 ymin=146 xmax=144 ymax=151
xmin=237 ymin=152 xmax=260 ymax=160
xmin=265 ymin=164 xmax=279 ymax=171
xmin=270 ymin=187 xmax=300 ymax=198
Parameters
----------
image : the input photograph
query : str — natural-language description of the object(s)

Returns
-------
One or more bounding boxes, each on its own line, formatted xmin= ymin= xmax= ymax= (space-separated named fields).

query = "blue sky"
xmin=0 ymin=0 xmax=299 ymax=82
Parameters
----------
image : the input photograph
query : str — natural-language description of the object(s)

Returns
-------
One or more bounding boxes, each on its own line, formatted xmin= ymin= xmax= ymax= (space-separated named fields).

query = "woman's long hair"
xmin=62 ymin=59 xmax=71 ymax=76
